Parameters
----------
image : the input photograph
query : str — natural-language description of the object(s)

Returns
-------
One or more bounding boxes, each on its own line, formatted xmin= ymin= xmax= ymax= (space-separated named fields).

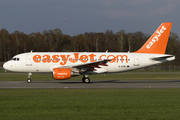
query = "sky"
xmin=0 ymin=0 xmax=180 ymax=37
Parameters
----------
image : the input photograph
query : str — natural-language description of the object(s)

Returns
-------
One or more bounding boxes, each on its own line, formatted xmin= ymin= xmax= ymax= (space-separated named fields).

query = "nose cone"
xmin=3 ymin=62 xmax=14 ymax=71
xmin=3 ymin=61 xmax=18 ymax=72
xmin=3 ymin=62 xmax=9 ymax=70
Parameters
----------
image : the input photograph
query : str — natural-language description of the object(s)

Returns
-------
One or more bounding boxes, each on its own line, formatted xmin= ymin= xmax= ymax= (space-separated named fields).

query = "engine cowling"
xmin=53 ymin=68 xmax=79 ymax=80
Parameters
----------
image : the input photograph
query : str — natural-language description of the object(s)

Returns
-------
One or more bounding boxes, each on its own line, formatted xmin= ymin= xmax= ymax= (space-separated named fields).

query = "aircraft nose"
xmin=3 ymin=61 xmax=17 ymax=72
xmin=3 ymin=62 xmax=8 ymax=70
xmin=3 ymin=62 xmax=11 ymax=71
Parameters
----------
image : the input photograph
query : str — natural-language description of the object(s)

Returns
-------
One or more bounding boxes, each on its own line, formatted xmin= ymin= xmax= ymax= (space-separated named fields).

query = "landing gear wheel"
xmin=27 ymin=73 xmax=32 ymax=83
xmin=82 ymin=75 xmax=90 ymax=83
xmin=27 ymin=79 xmax=31 ymax=83
xmin=84 ymin=78 xmax=90 ymax=83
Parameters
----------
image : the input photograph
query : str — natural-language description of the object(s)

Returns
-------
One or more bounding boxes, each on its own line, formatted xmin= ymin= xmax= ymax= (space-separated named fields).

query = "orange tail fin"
xmin=134 ymin=23 xmax=172 ymax=54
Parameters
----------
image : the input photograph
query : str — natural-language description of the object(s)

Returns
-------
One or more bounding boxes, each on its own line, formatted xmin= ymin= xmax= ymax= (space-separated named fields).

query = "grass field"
xmin=0 ymin=70 xmax=180 ymax=119
xmin=0 ymin=89 xmax=180 ymax=120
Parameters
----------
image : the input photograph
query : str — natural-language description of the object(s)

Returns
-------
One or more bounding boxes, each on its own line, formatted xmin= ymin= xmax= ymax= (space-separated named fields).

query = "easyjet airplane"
xmin=3 ymin=23 xmax=175 ymax=83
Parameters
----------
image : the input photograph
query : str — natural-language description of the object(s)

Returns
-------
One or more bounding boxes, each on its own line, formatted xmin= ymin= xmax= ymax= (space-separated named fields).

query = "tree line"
xmin=0 ymin=28 xmax=179 ymax=66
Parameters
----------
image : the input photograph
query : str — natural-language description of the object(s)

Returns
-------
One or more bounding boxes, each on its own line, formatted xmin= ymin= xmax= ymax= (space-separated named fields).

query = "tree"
xmin=166 ymin=32 xmax=180 ymax=65
xmin=0 ymin=29 xmax=11 ymax=61
xmin=127 ymin=32 xmax=134 ymax=52
xmin=116 ymin=30 xmax=127 ymax=52
xmin=132 ymin=31 xmax=147 ymax=51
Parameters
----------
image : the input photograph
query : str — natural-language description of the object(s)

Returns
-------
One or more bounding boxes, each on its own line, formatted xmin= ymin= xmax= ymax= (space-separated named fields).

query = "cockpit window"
xmin=11 ymin=57 xmax=20 ymax=61
xmin=11 ymin=58 xmax=16 ymax=60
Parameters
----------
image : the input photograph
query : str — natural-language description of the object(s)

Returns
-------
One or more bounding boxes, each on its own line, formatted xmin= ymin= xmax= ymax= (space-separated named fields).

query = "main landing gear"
xmin=27 ymin=73 xmax=32 ymax=83
xmin=82 ymin=75 xmax=90 ymax=83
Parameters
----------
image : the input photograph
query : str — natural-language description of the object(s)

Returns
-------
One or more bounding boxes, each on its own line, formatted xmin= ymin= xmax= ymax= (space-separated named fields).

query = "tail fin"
xmin=134 ymin=22 xmax=172 ymax=54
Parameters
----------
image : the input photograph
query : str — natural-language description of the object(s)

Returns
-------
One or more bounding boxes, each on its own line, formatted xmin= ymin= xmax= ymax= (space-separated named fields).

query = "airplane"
xmin=3 ymin=22 xmax=175 ymax=83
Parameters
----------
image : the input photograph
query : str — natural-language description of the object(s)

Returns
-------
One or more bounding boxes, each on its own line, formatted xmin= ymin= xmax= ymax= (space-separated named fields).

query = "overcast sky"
xmin=0 ymin=0 xmax=180 ymax=37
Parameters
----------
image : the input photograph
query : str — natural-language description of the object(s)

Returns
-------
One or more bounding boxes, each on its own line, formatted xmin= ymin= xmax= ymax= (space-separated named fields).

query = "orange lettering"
xmin=117 ymin=55 xmax=128 ymax=63
xmin=52 ymin=55 xmax=59 ymax=63
xmin=99 ymin=55 xmax=106 ymax=60
xmin=33 ymin=54 xmax=128 ymax=65
xmin=33 ymin=55 xmax=41 ymax=63
xmin=80 ymin=55 xmax=88 ymax=63
xmin=69 ymin=53 xmax=79 ymax=63
xmin=60 ymin=55 xmax=70 ymax=65
xmin=107 ymin=55 xmax=116 ymax=63
xmin=42 ymin=55 xmax=51 ymax=63
xmin=89 ymin=54 xmax=96 ymax=62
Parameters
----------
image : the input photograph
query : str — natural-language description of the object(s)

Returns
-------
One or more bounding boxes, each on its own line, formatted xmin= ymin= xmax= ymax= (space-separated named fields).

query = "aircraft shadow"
xmin=33 ymin=80 xmax=180 ymax=84
xmin=93 ymin=80 xmax=180 ymax=84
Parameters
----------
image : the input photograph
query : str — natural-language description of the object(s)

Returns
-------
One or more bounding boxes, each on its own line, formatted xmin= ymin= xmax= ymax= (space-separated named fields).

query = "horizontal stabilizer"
xmin=150 ymin=55 xmax=175 ymax=61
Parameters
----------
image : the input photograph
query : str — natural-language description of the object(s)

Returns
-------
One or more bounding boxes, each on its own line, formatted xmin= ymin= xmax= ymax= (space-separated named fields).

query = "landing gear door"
xmin=26 ymin=55 xmax=32 ymax=66
xmin=133 ymin=55 xmax=139 ymax=66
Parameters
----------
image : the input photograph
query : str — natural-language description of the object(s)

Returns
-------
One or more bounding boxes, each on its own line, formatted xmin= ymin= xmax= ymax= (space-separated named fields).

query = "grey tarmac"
xmin=0 ymin=80 xmax=180 ymax=89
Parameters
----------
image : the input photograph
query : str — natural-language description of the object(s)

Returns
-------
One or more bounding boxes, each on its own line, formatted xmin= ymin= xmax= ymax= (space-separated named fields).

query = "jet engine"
xmin=53 ymin=68 xmax=79 ymax=80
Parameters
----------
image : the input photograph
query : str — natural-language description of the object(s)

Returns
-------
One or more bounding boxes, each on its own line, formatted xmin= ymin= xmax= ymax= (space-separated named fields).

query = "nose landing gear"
xmin=27 ymin=73 xmax=32 ymax=83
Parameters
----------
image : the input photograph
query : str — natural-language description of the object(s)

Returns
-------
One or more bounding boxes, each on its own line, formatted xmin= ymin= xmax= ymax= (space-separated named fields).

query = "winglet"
xmin=134 ymin=23 xmax=172 ymax=54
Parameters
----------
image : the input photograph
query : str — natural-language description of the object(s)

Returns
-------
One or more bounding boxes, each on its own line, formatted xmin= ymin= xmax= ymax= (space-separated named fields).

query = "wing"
xmin=71 ymin=59 xmax=111 ymax=68
xmin=70 ymin=59 xmax=111 ymax=74
xmin=50 ymin=59 xmax=111 ymax=74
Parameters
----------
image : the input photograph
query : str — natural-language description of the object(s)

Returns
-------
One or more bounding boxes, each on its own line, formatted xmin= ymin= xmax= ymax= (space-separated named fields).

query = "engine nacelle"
xmin=53 ymin=68 xmax=79 ymax=80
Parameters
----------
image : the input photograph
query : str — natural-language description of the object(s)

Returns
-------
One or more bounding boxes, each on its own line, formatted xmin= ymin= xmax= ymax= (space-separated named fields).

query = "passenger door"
xmin=26 ymin=55 xmax=32 ymax=66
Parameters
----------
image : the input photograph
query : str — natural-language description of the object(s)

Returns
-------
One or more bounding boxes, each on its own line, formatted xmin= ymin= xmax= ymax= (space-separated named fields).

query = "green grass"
xmin=0 ymin=89 xmax=180 ymax=120
xmin=0 ymin=71 xmax=180 ymax=119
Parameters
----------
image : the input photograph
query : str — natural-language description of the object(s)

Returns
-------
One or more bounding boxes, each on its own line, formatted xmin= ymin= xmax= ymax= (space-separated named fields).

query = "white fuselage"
xmin=3 ymin=52 xmax=175 ymax=74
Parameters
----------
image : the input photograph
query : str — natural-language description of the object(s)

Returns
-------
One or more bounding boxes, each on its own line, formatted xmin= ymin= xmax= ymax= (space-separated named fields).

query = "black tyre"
xmin=27 ymin=79 xmax=31 ymax=83
xmin=84 ymin=78 xmax=90 ymax=83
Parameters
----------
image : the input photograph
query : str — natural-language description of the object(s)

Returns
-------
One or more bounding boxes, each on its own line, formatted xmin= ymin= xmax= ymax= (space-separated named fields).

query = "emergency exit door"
xmin=133 ymin=55 xmax=139 ymax=66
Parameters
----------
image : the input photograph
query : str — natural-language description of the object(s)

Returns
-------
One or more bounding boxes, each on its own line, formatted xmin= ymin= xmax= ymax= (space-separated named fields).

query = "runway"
xmin=0 ymin=80 xmax=180 ymax=89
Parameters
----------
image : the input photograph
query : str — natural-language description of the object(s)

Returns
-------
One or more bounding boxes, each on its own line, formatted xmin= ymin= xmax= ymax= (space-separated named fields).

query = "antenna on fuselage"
xmin=30 ymin=50 xmax=33 ymax=53
xmin=106 ymin=50 xmax=108 ymax=53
